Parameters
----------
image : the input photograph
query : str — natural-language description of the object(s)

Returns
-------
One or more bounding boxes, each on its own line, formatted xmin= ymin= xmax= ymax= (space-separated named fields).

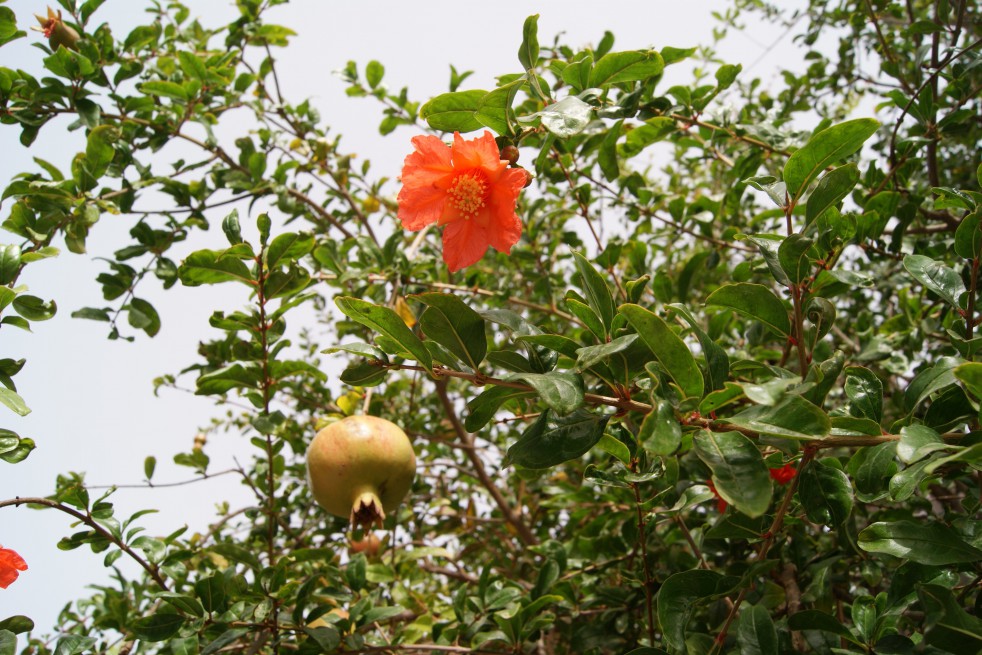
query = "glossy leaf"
xmin=858 ymin=520 xmax=982 ymax=564
xmin=572 ymin=251 xmax=615 ymax=332
xmin=799 ymin=459 xmax=853 ymax=525
xmin=897 ymin=424 xmax=947 ymax=464
xmin=335 ymin=297 xmax=432 ymax=371
xmin=518 ymin=15 xmax=539 ymax=70
xmin=518 ymin=95 xmax=593 ymax=138
xmin=805 ymin=162 xmax=860 ymax=225
xmin=694 ymin=430 xmax=772 ymax=517
xmin=917 ymin=584 xmax=982 ymax=654
xmin=778 ymin=234 xmax=813 ymax=284
xmin=737 ymin=604 xmax=778 ymax=655
xmin=464 ymin=386 xmax=535 ymax=432
xmin=414 ymin=292 xmax=487 ymax=370
xmin=420 ymin=90 xmax=486 ymax=133
xmin=639 ymin=398 xmax=681 ymax=456
xmin=620 ymin=304 xmax=703 ymax=398
xmin=903 ymin=254 xmax=965 ymax=308
xmin=844 ymin=366 xmax=883 ymax=423
xmin=784 ymin=118 xmax=879 ymax=202
xmin=179 ymin=249 xmax=254 ymax=286
xmin=728 ymin=396 xmax=830 ymax=440
xmin=657 ymin=570 xmax=738 ymax=651
xmin=705 ymin=283 xmax=791 ymax=337
xmin=509 ymin=371 xmax=584 ymax=415
xmin=589 ymin=49 xmax=665 ymax=86
xmin=669 ymin=303 xmax=729 ymax=391
xmin=505 ymin=409 xmax=609 ymax=469
xmin=953 ymin=209 xmax=982 ymax=259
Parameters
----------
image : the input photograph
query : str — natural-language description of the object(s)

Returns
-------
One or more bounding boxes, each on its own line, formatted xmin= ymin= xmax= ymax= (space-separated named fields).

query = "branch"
xmin=435 ymin=379 xmax=539 ymax=545
xmin=0 ymin=496 xmax=169 ymax=591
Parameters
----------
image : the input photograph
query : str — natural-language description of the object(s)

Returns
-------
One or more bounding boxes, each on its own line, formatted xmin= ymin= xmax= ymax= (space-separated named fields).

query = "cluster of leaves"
xmin=0 ymin=0 xmax=980 ymax=654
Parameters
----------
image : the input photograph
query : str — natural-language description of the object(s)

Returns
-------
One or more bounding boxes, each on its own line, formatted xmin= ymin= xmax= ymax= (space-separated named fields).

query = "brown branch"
xmin=0 ymin=496 xmax=169 ymax=591
xmin=435 ymin=379 xmax=538 ymax=545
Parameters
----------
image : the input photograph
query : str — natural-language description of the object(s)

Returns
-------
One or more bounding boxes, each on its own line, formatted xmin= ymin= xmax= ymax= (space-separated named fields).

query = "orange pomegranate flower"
xmin=397 ymin=131 xmax=526 ymax=272
xmin=0 ymin=545 xmax=28 ymax=589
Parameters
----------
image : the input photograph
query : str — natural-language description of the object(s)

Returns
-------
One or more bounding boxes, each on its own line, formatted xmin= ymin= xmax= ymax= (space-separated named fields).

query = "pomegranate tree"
xmin=306 ymin=415 xmax=416 ymax=528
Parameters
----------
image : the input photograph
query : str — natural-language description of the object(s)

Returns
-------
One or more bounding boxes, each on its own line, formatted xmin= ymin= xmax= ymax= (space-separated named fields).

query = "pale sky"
xmin=0 ymin=0 xmax=807 ymax=633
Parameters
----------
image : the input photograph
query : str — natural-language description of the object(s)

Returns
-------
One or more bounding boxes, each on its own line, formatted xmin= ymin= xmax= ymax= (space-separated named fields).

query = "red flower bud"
xmin=769 ymin=463 xmax=797 ymax=485
xmin=0 ymin=545 xmax=28 ymax=589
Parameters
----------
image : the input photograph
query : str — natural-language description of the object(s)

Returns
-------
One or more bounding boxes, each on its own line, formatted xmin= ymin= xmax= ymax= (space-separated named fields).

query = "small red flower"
xmin=769 ymin=464 xmax=797 ymax=485
xmin=0 ymin=545 xmax=28 ymax=589
xmin=707 ymin=480 xmax=728 ymax=512
xmin=397 ymin=131 xmax=527 ymax=272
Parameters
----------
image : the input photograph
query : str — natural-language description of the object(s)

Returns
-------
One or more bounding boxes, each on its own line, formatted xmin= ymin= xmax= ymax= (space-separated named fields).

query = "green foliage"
xmin=1 ymin=1 xmax=981 ymax=654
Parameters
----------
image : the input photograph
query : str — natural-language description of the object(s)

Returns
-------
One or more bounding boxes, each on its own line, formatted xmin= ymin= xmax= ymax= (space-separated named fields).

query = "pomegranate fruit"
xmin=306 ymin=415 xmax=416 ymax=528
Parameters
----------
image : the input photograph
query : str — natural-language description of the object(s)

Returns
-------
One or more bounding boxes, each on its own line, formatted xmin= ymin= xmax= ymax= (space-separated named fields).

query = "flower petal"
xmin=398 ymin=135 xmax=455 ymax=231
xmin=0 ymin=547 xmax=27 ymax=589
xmin=452 ymin=131 xmax=504 ymax=174
xmin=442 ymin=219 xmax=491 ymax=272
xmin=484 ymin=167 xmax=526 ymax=253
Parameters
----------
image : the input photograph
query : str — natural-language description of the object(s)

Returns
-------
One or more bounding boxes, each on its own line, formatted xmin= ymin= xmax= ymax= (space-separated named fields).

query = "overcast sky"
xmin=0 ymin=0 xmax=807 ymax=634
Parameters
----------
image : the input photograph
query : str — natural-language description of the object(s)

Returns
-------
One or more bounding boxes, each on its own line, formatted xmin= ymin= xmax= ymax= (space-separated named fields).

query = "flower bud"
xmin=500 ymin=145 xmax=520 ymax=165
xmin=33 ymin=7 xmax=80 ymax=52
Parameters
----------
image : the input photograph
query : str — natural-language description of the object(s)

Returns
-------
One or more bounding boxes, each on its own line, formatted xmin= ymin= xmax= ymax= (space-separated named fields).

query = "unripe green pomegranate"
xmin=306 ymin=415 xmax=416 ymax=528
xmin=33 ymin=7 xmax=80 ymax=51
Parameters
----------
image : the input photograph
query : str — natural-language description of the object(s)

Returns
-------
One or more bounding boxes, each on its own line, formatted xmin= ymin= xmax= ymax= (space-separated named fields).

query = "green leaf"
xmin=414 ymin=292 xmax=487 ymax=370
xmin=128 ymin=297 xmax=160 ymax=337
xmin=737 ymin=604 xmax=778 ymax=655
xmin=465 ymin=386 xmax=535 ymax=432
xmin=844 ymin=366 xmax=883 ymax=423
xmin=620 ymin=304 xmax=704 ymax=399
xmin=657 ymin=570 xmax=739 ymax=651
xmin=599 ymin=119 xmax=621 ymax=181
xmin=897 ymin=424 xmax=947 ymax=464
xmin=84 ymin=125 xmax=117 ymax=179
xmin=805 ymin=163 xmax=860 ymax=225
xmin=705 ymin=283 xmax=791 ymax=337
xmin=475 ymin=78 xmax=523 ymax=136
xmin=0 ymin=244 xmax=21 ymax=285
xmin=179 ymin=249 xmax=254 ymax=286
xmin=858 ymin=520 xmax=982 ymax=565
xmin=778 ymin=234 xmax=813 ymax=285
xmin=799 ymin=459 xmax=854 ymax=525
xmin=131 ymin=613 xmax=184 ymax=642
xmin=509 ymin=371 xmax=584 ymax=415
xmin=518 ymin=15 xmax=540 ymax=71
xmin=589 ymin=50 xmax=665 ymax=86
xmin=0 ymin=615 xmax=32 ymax=635
xmin=954 ymin=209 xmax=982 ymax=259
xmin=619 ymin=117 xmax=676 ymax=158
xmin=12 ymin=295 xmax=56 ymax=321
xmin=917 ymin=584 xmax=982 ymax=655
xmin=903 ymin=254 xmax=965 ymax=309
xmin=694 ymin=430 xmax=772 ymax=517
xmin=669 ymin=304 xmax=729 ymax=392
xmin=265 ymin=231 xmax=313 ymax=269
xmin=784 ymin=118 xmax=879 ymax=202
xmin=639 ymin=398 xmax=681 ymax=456
xmin=0 ymin=388 xmax=31 ymax=417
xmin=335 ymin=297 xmax=432 ymax=371
xmin=52 ymin=635 xmax=98 ymax=655
xmin=728 ymin=395 xmax=830 ymax=440
xmin=574 ymin=334 xmax=637 ymax=371
xmin=572 ymin=251 xmax=615 ymax=333
xmin=565 ymin=296 xmax=605 ymax=341
xmin=0 ymin=430 xmax=34 ymax=463
xmin=788 ymin=611 xmax=861 ymax=643
xmin=420 ymin=90 xmax=486 ymax=133
xmin=505 ymin=409 xmax=609 ymax=469
xmin=365 ymin=60 xmax=384 ymax=89
xmin=517 ymin=95 xmax=593 ymax=138
xmin=849 ymin=442 xmax=898 ymax=498
xmin=222 ymin=209 xmax=243 ymax=245
xmin=155 ymin=592 xmax=205 ymax=618
xmin=140 ymin=80 xmax=189 ymax=101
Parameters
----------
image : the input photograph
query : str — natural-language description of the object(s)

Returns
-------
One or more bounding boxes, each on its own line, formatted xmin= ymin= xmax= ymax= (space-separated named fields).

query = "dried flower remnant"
xmin=397 ymin=131 xmax=526 ymax=272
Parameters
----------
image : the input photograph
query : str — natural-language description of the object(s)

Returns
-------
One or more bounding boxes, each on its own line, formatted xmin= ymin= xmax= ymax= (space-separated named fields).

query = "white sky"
xmin=0 ymin=0 xmax=808 ymax=634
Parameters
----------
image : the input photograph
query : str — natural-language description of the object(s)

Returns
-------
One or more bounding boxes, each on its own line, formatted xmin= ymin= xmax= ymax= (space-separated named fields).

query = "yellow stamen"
xmin=448 ymin=173 xmax=487 ymax=219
